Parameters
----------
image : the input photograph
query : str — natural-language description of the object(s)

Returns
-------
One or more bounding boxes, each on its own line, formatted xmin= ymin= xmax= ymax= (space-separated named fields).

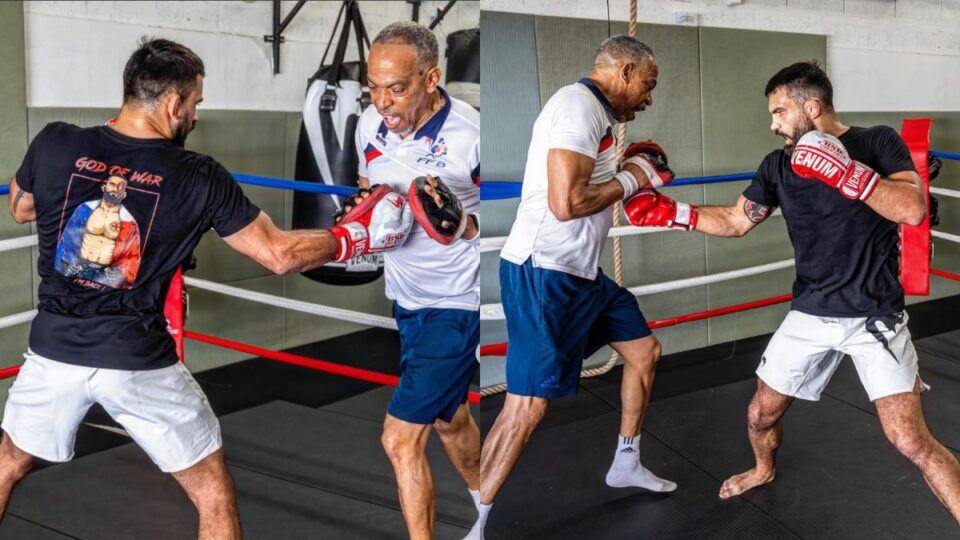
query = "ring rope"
xmin=183 ymin=276 xmax=398 ymax=330
xmin=480 ymin=209 xmax=785 ymax=253
xmin=480 ymin=259 xmax=795 ymax=320
xmin=478 ymin=292 xmax=794 ymax=396
xmin=0 ymin=309 xmax=36 ymax=331
xmin=931 ymin=230 xmax=960 ymax=244
xmin=0 ymin=235 xmax=38 ymax=253
xmin=930 ymin=186 xmax=960 ymax=199
xmin=184 ymin=329 xmax=481 ymax=404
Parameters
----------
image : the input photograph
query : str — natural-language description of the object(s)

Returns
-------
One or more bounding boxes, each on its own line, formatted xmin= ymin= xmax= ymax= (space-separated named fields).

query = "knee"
xmin=193 ymin=472 xmax=236 ymax=512
xmin=0 ymin=443 xmax=33 ymax=483
xmin=381 ymin=427 xmax=416 ymax=460
xmin=886 ymin=428 xmax=935 ymax=467
xmin=506 ymin=398 xmax=548 ymax=429
xmin=747 ymin=402 xmax=776 ymax=431
xmin=624 ymin=338 xmax=662 ymax=370
xmin=433 ymin=414 xmax=466 ymax=438
xmin=0 ymin=459 xmax=31 ymax=484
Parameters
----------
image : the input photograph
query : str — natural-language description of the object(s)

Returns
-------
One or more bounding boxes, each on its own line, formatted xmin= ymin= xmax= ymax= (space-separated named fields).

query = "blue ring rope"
xmin=3 ymin=149 xmax=954 ymax=200
xmin=930 ymin=150 xmax=960 ymax=161
xmin=480 ymin=172 xmax=754 ymax=200
xmin=231 ymin=173 xmax=356 ymax=196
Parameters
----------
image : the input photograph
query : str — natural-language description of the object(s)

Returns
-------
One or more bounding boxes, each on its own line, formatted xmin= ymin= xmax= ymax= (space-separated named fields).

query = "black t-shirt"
xmin=16 ymin=122 xmax=260 ymax=370
xmin=742 ymin=125 xmax=916 ymax=317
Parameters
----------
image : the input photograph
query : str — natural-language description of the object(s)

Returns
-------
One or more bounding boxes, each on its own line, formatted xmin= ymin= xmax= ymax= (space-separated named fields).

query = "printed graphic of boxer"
xmin=56 ymin=175 xmax=141 ymax=288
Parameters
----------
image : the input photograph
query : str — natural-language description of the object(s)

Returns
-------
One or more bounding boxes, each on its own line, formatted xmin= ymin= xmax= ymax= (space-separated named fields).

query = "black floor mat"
xmin=221 ymin=401 xmax=474 ymax=528
xmin=2 ymin=399 xmax=471 ymax=540
xmin=486 ymin=411 xmax=797 ymax=539
xmin=481 ymin=331 xmax=960 ymax=538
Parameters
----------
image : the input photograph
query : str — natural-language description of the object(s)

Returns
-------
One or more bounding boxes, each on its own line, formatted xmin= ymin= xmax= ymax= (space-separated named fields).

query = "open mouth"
xmin=382 ymin=115 xmax=401 ymax=130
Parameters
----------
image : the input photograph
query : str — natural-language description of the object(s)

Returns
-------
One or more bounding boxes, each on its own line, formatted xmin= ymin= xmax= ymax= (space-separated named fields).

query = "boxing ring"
xmin=475 ymin=127 xmax=960 ymax=538
xmin=0 ymin=177 xmax=477 ymax=539
xmin=0 ymin=146 xmax=954 ymax=538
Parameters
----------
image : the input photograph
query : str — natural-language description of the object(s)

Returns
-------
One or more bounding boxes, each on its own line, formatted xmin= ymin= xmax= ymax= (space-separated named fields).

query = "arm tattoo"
xmin=743 ymin=199 xmax=771 ymax=223
xmin=12 ymin=189 xmax=26 ymax=212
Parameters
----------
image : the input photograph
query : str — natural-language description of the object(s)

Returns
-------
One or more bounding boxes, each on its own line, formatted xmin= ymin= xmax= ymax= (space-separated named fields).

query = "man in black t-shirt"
xmin=624 ymin=61 xmax=960 ymax=521
xmin=0 ymin=39 xmax=412 ymax=538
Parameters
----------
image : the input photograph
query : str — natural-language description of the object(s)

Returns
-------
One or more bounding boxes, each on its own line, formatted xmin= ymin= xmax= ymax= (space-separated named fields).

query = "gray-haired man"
xmin=470 ymin=36 xmax=676 ymax=539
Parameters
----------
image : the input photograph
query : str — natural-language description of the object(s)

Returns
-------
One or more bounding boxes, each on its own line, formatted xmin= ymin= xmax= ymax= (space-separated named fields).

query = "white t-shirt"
xmin=500 ymin=79 xmax=620 ymax=280
xmin=355 ymin=88 xmax=480 ymax=311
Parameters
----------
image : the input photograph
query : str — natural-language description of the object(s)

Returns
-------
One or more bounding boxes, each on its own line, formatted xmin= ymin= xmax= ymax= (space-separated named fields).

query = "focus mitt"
xmin=408 ymin=176 xmax=467 ymax=245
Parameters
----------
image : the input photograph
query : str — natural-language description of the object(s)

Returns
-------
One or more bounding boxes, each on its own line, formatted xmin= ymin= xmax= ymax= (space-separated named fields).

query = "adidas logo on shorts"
xmin=540 ymin=375 xmax=559 ymax=388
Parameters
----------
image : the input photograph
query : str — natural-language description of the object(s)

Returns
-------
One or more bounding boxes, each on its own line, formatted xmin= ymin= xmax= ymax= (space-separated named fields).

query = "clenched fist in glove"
xmin=331 ymin=185 xmax=413 ymax=262
xmin=790 ymin=131 xmax=879 ymax=201
xmin=624 ymin=189 xmax=698 ymax=231
xmin=622 ymin=140 xmax=675 ymax=188
xmin=615 ymin=140 xmax=676 ymax=200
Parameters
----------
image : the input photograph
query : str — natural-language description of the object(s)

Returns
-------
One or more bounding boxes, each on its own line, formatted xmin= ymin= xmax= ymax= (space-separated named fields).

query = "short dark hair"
xmin=373 ymin=21 xmax=439 ymax=68
xmin=123 ymin=37 xmax=205 ymax=105
xmin=764 ymin=60 xmax=833 ymax=109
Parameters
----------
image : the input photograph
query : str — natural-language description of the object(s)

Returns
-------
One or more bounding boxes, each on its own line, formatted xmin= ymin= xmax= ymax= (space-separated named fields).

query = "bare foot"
xmin=718 ymin=468 xmax=775 ymax=499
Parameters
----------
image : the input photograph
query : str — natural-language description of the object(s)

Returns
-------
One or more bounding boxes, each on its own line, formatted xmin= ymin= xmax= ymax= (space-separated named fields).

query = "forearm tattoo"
xmin=743 ymin=199 xmax=770 ymax=223
xmin=12 ymin=189 xmax=26 ymax=212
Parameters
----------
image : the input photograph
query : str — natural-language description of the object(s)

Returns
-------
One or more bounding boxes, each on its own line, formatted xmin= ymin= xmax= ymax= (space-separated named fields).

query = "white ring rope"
xmin=932 ymin=230 xmax=960 ymax=244
xmin=0 ymin=310 xmax=36 ymax=331
xmin=481 ymin=258 xmax=796 ymax=321
xmin=627 ymin=259 xmax=795 ymax=296
xmin=0 ymin=207 xmax=953 ymax=331
xmin=931 ymin=187 xmax=960 ymax=199
xmin=481 ymin=226 xmax=660 ymax=253
xmin=0 ymin=235 xmax=38 ymax=253
xmin=182 ymin=276 xmax=398 ymax=330
xmin=480 ymin=209 xmax=784 ymax=254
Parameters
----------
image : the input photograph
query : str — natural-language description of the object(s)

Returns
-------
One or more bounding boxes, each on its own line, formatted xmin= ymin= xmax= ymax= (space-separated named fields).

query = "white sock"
xmin=614 ymin=434 xmax=641 ymax=463
xmin=469 ymin=488 xmax=481 ymax=510
xmin=463 ymin=503 xmax=491 ymax=540
xmin=605 ymin=433 xmax=677 ymax=492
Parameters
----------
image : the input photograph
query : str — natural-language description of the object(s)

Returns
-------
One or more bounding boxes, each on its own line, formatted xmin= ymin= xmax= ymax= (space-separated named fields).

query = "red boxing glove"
xmin=330 ymin=185 xmax=413 ymax=262
xmin=624 ymin=189 xmax=698 ymax=231
xmin=621 ymin=140 xmax=675 ymax=188
xmin=790 ymin=131 xmax=879 ymax=201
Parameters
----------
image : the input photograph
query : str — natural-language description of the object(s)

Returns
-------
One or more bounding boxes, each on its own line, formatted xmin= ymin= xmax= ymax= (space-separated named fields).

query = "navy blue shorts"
xmin=388 ymin=304 xmax=479 ymax=425
xmin=500 ymin=258 xmax=652 ymax=399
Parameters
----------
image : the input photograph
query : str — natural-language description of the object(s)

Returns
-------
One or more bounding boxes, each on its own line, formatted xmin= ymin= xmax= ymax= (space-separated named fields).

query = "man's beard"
xmin=172 ymin=114 xmax=195 ymax=147
xmin=103 ymin=191 xmax=125 ymax=205
xmin=781 ymin=115 xmax=815 ymax=156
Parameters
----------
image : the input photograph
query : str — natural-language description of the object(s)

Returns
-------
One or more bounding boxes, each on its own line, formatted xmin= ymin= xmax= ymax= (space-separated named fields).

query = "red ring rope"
xmin=931 ymin=268 xmax=960 ymax=282
xmin=479 ymin=293 xmax=793 ymax=357
xmin=185 ymin=330 xmax=481 ymax=405
xmin=0 ymin=365 xmax=20 ymax=379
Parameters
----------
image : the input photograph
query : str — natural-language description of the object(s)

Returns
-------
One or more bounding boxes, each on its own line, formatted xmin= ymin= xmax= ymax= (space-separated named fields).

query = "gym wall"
xmin=479 ymin=9 xmax=960 ymax=387
xmin=0 ymin=1 xmax=480 ymax=402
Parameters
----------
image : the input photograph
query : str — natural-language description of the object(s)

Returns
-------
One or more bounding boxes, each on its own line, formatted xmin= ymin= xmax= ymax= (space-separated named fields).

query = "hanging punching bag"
xmin=293 ymin=1 xmax=380 ymax=285
xmin=444 ymin=28 xmax=479 ymax=110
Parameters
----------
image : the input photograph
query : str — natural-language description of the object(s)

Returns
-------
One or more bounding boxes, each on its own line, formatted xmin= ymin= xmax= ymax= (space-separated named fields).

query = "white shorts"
xmin=1 ymin=350 xmax=221 ymax=473
xmin=757 ymin=310 xmax=929 ymax=402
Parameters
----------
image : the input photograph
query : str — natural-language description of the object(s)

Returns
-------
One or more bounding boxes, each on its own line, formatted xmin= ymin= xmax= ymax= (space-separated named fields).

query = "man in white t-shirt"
xmin=351 ymin=22 xmax=480 ymax=540
xmin=469 ymin=36 xmax=676 ymax=538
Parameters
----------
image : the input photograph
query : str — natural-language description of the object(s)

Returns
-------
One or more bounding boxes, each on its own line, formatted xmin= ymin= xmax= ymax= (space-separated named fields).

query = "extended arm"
xmin=546 ymin=149 xmax=623 ymax=222
xmin=8 ymin=177 xmax=36 ymax=224
xmin=695 ymin=195 xmax=770 ymax=237
xmin=222 ymin=211 xmax=338 ymax=274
